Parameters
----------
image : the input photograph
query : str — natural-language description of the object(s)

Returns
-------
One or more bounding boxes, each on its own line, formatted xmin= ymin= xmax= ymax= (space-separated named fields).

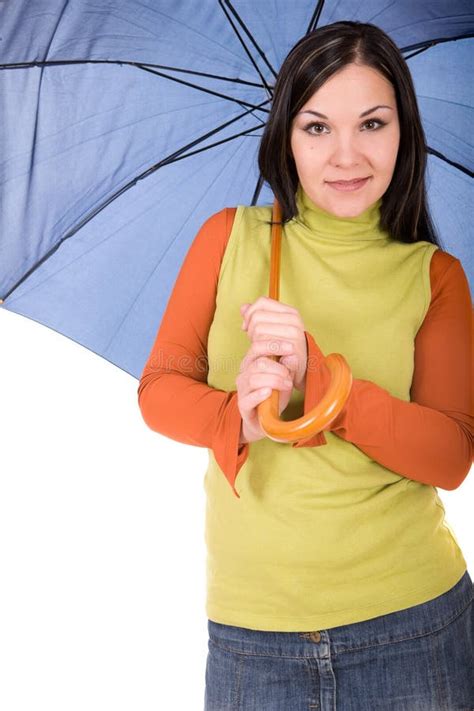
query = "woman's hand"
xmin=236 ymin=338 xmax=295 ymax=445
xmin=240 ymin=296 xmax=308 ymax=392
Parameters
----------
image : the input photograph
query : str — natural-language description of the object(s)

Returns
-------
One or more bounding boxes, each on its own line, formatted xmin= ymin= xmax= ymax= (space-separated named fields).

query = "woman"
xmin=137 ymin=21 xmax=473 ymax=710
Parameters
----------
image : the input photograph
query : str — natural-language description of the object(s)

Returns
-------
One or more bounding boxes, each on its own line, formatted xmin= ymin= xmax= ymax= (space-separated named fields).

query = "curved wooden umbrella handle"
xmin=256 ymin=197 xmax=353 ymax=444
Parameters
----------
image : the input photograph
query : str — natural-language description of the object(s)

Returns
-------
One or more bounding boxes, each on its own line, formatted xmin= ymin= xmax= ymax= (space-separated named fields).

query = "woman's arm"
xmin=299 ymin=251 xmax=473 ymax=490
xmin=137 ymin=207 xmax=247 ymax=498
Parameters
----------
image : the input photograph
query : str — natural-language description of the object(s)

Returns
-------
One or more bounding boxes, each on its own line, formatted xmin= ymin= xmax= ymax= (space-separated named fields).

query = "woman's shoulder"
xmin=209 ymin=204 xmax=275 ymax=237
xmin=431 ymin=247 xmax=459 ymax=271
xmin=193 ymin=206 xmax=238 ymax=245
xmin=429 ymin=248 xmax=471 ymax=304
xmin=430 ymin=248 xmax=466 ymax=282
xmin=200 ymin=204 xmax=264 ymax=231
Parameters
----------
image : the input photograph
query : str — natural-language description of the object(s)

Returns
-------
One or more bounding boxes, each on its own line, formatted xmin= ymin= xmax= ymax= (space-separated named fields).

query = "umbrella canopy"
xmin=1 ymin=1 xmax=473 ymax=379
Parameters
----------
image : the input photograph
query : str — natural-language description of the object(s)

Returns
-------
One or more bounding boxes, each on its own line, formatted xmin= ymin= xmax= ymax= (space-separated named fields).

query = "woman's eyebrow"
xmin=298 ymin=105 xmax=394 ymax=119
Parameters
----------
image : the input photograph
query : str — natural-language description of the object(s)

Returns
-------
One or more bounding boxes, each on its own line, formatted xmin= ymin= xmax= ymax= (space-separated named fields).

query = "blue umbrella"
xmin=0 ymin=1 xmax=473 ymax=379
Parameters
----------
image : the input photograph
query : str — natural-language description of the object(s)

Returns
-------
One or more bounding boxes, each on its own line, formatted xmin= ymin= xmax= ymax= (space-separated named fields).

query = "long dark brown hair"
xmin=257 ymin=21 xmax=443 ymax=247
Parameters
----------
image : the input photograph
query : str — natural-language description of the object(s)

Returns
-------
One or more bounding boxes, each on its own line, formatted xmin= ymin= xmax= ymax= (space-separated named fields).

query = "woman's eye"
xmin=306 ymin=123 xmax=326 ymax=135
xmin=364 ymin=119 xmax=385 ymax=130
xmin=305 ymin=118 xmax=386 ymax=135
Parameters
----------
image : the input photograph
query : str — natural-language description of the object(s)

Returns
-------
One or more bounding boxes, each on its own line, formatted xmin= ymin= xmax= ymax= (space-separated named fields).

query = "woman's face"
xmin=289 ymin=63 xmax=400 ymax=218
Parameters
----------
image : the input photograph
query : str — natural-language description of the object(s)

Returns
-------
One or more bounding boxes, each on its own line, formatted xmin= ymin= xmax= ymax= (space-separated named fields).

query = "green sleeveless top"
xmin=203 ymin=184 xmax=467 ymax=631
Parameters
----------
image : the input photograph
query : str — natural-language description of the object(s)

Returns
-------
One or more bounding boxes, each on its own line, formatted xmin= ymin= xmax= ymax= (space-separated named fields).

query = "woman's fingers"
xmin=248 ymin=367 xmax=293 ymax=391
xmin=236 ymin=341 xmax=296 ymax=443
xmin=240 ymin=296 xmax=298 ymax=328
xmin=242 ymin=312 xmax=301 ymax=335
xmin=237 ymin=366 xmax=293 ymax=423
xmin=237 ymin=356 xmax=294 ymax=414
xmin=240 ymin=339 xmax=293 ymax=371
xmin=238 ymin=355 xmax=292 ymax=385
xmin=246 ymin=322 xmax=301 ymax=344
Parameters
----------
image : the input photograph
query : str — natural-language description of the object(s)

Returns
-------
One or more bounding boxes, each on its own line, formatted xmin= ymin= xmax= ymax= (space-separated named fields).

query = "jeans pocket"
xmin=430 ymin=598 xmax=474 ymax=710
xmin=204 ymin=639 xmax=243 ymax=711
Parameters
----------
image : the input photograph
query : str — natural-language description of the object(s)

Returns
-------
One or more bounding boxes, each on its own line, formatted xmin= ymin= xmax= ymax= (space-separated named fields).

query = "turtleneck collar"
xmin=292 ymin=182 xmax=389 ymax=242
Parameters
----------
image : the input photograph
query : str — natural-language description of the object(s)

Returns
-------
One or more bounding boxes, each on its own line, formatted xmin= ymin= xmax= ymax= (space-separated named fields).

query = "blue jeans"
xmin=204 ymin=570 xmax=474 ymax=710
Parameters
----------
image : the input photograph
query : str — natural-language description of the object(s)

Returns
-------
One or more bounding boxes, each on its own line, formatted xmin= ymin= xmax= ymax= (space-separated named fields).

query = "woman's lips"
xmin=327 ymin=177 xmax=370 ymax=192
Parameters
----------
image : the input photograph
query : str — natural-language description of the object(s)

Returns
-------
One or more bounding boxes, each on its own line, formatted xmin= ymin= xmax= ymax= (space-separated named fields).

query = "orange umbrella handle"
xmin=256 ymin=197 xmax=353 ymax=444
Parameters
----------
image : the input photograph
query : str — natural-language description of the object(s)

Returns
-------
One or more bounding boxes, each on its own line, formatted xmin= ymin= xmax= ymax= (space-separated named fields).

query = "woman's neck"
xmin=293 ymin=182 xmax=388 ymax=242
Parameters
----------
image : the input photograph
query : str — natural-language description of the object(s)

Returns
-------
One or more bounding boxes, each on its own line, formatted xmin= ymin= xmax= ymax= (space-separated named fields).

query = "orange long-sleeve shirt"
xmin=137 ymin=207 xmax=473 ymax=493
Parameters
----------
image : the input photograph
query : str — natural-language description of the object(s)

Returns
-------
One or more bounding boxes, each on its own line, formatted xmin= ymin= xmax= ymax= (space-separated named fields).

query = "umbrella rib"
xmin=219 ymin=0 xmax=276 ymax=90
xmin=403 ymin=44 xmax=437 ymax=60
xmin=251 ymin=174 xmax=266 ymax=206
xmin=0 ymin=58 xmax=270 ymax=115
xmin=401 ymin=31 xmax=474 ymax=59
xmin=306 ymin=1 xmax=325 ymax=34
xmin=102 ymin=138 xmax=250 ymax=357
xmin=426 ymin=146 xmax=473 ymax=178
xmin=137 ymin=98 xmax=268 ymax=165
xmin=0 ymin=58 xmax=263 ymax=87
xmin=0 ymin=111 xmax=266 ymax=303
xmin=417 ymin=95 xmax=472 ymax=111
xmin=169 ymin=123 xmax=265 ymax=163
xmin=41 ymin=0 xmax=69 ymax=66
xmin=136 ymin=63 xmax=269 ymax=113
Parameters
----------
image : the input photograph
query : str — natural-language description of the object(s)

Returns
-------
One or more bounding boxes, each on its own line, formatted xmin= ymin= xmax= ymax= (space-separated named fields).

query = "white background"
xmin=0 ymin=307 xmax=472 ymax=710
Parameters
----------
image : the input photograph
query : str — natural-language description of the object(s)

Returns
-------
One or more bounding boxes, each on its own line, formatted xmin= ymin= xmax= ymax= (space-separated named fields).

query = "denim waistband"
xmin=208 ymin=569 xmax=473 ymax=657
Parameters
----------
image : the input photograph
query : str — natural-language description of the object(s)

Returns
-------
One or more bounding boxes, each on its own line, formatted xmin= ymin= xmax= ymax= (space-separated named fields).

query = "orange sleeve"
xmin=300 ymin=249 xmax=473 ymax=490
xmin=137 ymin=206 xmax=247 ymax=499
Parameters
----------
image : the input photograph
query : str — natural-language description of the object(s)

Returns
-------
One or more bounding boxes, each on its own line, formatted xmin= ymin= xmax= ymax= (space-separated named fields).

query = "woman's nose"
xmin=331 ymin=143 xmax=363 ymax=166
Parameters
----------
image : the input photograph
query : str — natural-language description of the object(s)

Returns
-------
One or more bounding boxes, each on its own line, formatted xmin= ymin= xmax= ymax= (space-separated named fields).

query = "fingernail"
xmin=284 ymin=379 xmax=292 ymax=387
